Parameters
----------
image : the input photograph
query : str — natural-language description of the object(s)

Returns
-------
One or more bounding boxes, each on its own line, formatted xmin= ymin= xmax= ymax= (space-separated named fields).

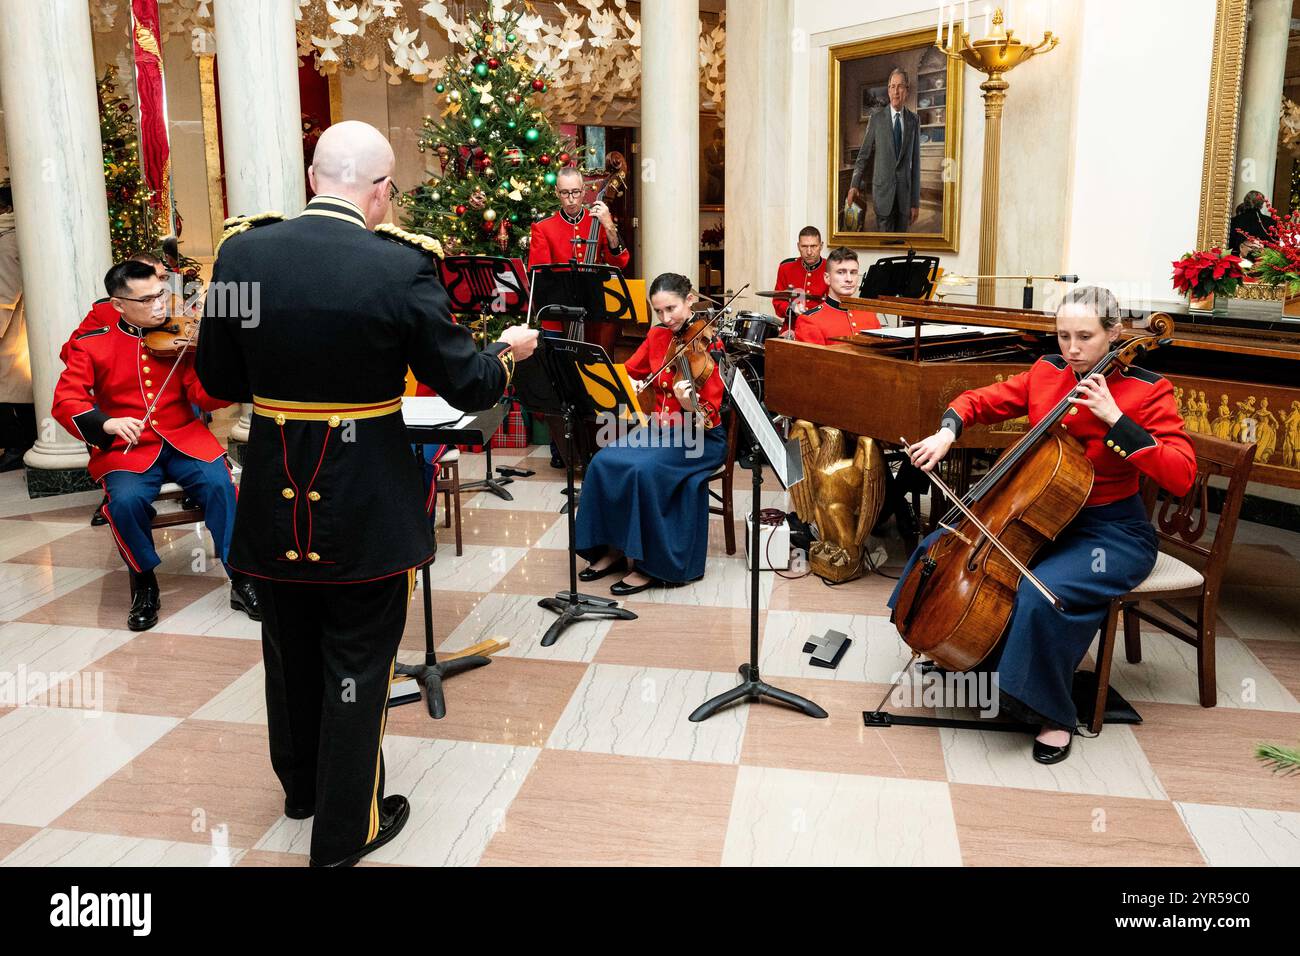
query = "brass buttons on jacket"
xmin=308 ymin=491 xmax=321 ymax=502
xmin=1068 ymin=407 xmax=1078 ymax=416
xmin=328 ymin=415 xmax=341 ymax=428
xmin=144 ymin=379 xmax=152 ymax=387
xmin=274 ymin=413 xmax=286 ymax=426
xmin=282 ymin=488 xmax=295 ymax=499
xmin=151 ymin=420 xmax=159 ymax=427
xmin=1106 ymin=439 xmax=1114 ymax=447
xmin=146 ymin=393 xmax=154 ymax=400
xmin=307 ymin=552 xmax=321 ymax=562
xmin=285 ymin=550 xmax=300 ymax=561
xmin=142 ymin=366 xmax=150 ymax=373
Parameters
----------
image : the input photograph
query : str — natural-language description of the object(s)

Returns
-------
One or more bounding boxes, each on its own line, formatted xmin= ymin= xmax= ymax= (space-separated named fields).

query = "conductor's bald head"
xmin=308 ymin=121 xmax=397 ymax=230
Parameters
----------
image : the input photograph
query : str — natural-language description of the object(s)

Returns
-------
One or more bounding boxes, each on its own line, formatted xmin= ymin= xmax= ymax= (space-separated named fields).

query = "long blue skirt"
xmin=576 ymin=424 xmax=727 ymax=584
xmin=888 ymin=494 xmax=1157 ymax=729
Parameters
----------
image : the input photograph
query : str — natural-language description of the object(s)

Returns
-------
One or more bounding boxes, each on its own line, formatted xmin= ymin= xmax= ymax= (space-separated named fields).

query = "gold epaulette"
xmin=216 ymin=211 xmax=284 ymax=253
xmin=375 ymin=223 xmax=444 ymax=259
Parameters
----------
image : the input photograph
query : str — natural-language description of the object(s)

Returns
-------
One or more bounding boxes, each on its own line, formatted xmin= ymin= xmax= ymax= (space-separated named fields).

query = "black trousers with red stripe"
xmin=256 ymin=571 xmax=412 ymax=864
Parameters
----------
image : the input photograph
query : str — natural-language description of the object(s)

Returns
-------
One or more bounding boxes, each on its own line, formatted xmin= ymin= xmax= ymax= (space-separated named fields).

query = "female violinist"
xmin=893 ymin=286 xmax=1196 ymax=763
xmin=575 ymin=273 xmax=728 ymax=595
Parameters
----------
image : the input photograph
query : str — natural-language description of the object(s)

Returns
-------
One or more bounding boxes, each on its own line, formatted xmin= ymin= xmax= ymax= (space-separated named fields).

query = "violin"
xmin=634 ymin=311 xmax=721 ymax=418
xmin=889 ymin=314 xmax=1175 ymax=672
xmin=143 ymin=312 xmax=200 ymax=359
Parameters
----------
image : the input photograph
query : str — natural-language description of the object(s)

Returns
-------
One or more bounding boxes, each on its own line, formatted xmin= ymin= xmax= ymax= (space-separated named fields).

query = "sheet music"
xmin=857 ymin=323 xmax=1018 ymax=340
xmin=727 ymin=370 xmax=803 ymax=490
xmin=401 ymin=396 xmax=471 ymax=429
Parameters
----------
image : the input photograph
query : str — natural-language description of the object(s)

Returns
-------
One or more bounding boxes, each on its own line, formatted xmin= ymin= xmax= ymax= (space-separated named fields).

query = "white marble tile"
xmin=439 ymin=591 xmax=611 ymax=663
xmin=0 ymin=520 xmax=84 ymax=562
xmin=254 ymin=736 xmax=540 ymax=866
xmin=150 ymin=526 xmax=232 ymax=578
xmin=0 ymin=486 xmax=103 ymax=520
xmin=761 ymin=610 xmax=913 ymax=683
xmin=423 ymin=545 xmax=527 ymax=593
xmin=2 ymin=828 xmax=243 ymax=867
xmin=0 ymin=707 xmax=179 ymax=826
xmin=532 ymin=515 xmax=572 ymax=550
xmin=0 ymin=621 xmax=137 ymax=701
xmin=465 ymin=480 xmax=570 ymax=513
xmin=1218 ymin=585 xmax=1300 ymax=644
xmin=190 ymin=663 xmax=266 ymax=724
xmin=1101 ymin=632 xmax=1300 ymax=712
xmin=0 ymin=563 xmax=110 ymax=622
xmin=548 ymin=663 xmax=748 ymax=764
xmin=722 ymin=766 xmax=962 ymax=866
xmin=940 ymin=724 xmax=1168 ymax=801
xmin=623 ymin=555 xmax=775 ymax=609
xmin=1175 ymin=802 xmax=1300 ymax=867
xmin=158 ymin=583 xmax=260 ymax=640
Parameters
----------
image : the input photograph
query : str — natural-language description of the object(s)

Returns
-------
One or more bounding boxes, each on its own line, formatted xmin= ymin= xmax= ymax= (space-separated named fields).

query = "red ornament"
xmin=558 ymin=152 xmax=570 ymax=164
xmin=487 ymin=57 xmax=500 ymax=69
xmin=532 ymin=78 xmax=545 ymax=91
xmin=539 ymin=153 xmax=551 ymax=165
xmin=455 ymin=204 xmax=467 ymax=216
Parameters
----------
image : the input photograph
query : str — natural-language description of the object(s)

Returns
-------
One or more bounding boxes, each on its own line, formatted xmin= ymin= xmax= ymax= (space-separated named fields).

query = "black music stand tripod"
xmin=689 ymin=370 xmax=826 ymax=722
xmin=514 ymin=335 xmax=638 ymax=647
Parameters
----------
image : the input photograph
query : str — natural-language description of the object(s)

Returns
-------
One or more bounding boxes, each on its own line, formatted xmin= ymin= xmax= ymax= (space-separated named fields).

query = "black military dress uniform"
xmin=196 ymin=195 xmax=512 ymax=866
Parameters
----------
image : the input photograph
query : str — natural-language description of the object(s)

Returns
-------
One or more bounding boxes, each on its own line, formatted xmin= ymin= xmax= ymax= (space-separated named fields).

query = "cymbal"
xmin=756 ymin=290 xmax=825 ymax=302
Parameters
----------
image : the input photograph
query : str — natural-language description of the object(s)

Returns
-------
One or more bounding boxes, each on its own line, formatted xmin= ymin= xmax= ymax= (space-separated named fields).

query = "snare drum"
xmin=727 ymin=312 xmax=781 ymax=355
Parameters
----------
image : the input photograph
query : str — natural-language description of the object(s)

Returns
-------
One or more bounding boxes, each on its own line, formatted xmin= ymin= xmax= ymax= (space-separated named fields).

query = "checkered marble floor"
xmin=2 ymin=442 xmax=1300 ymax=867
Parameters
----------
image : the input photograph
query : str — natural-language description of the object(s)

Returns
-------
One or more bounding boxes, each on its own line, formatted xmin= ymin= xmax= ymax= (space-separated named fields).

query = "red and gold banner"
xmin=130 ymin=0 xmax=171 ymax=234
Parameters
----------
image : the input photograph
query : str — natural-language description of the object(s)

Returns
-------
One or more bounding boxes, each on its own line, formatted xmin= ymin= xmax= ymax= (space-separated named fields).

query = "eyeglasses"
xmin=113 ymin=289 xmax=169 ymax=304
xmin=373 ymin=175 xmax=399 ymax=201
xmin=557 ymin=188 xmax=585 ymax=198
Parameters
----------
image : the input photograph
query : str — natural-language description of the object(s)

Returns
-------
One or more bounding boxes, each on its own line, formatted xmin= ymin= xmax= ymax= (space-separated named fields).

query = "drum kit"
xmin=697 ymin=288 xmax=823 ymax=402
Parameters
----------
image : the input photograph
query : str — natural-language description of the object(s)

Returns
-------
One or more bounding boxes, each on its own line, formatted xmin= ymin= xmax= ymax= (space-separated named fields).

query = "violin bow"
xmin=901 ymin=436 xmax=1065 ymax=612
xmin=124 ymin=322 xmax=198 ymax=452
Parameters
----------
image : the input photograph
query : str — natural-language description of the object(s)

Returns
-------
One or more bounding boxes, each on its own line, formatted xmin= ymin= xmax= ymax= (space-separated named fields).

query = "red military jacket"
xmin=53 ymin=317 xmax=230 ymax=482
xmin=528 ymin=208 xmax=630 ymax=331
xmin=626 ymin=325 xmax=725 ymax=430
xmin=942 ymin=355 xmax=1197 ymax=507
xmin=59 ymin=299 xmax=119 ymax=365
xmin=792 ymin=297 xmax=882 ymax=346
xmin=772 ymin=256 xmax=828 ymax=321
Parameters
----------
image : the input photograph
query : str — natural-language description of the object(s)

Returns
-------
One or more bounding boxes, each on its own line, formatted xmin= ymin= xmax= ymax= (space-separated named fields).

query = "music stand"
xmin=689 ymin=369 xmax=827 ymax=722
xmin=527 ymin=261 xmax=635 ymax=340
xmin=860 ymin=254 xmax=941 ymax=300
xmin=513 ymin=335 xmax=639 ymax=647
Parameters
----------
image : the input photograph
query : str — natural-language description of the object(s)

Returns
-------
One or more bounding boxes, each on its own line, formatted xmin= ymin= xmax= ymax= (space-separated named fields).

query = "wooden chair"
xmin=707 ymin=406 xmax=739 ymax=555
xmin=150 ymin=482 xmax=205 ymax=529
xmin=1089 ymin=433 xmax=1258 ymax=733
xmin=438 ymin=449 xmax=463 ymax=556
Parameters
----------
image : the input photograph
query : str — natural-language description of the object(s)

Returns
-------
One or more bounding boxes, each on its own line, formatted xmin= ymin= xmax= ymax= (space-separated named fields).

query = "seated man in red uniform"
xmin=528 ymin=165 xmax=629 ymax=466
xmin=53 ymin=260 xmax=256 ymax=631
xmin=771 ymin=226 xmax=828 ymax=324
xmin=793 ymin=246 xmax=881 ymax=345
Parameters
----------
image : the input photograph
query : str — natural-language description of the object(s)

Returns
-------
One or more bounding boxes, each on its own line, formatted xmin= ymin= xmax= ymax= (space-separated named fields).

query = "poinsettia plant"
xmin=1249 ymin=206 xmax=1300 ymax=293
xmin=1171 ymin=248 xmax=1246 ymax=299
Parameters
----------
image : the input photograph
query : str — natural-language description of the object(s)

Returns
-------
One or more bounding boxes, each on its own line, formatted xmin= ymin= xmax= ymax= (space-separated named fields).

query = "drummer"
xmin=793 ymin=247 xmax=880 ymax=345
xmin=771 ymin=227 xmax=828 ymax=325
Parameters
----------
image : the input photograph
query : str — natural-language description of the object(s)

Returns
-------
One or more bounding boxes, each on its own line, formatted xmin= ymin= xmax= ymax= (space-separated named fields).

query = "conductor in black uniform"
xmin=197 ymin=121 xmax=538 ymax=867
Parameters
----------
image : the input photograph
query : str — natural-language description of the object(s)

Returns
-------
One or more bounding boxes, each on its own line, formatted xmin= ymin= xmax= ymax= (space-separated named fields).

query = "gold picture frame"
xmin=828 ymin=27 xmax=962 ymax=252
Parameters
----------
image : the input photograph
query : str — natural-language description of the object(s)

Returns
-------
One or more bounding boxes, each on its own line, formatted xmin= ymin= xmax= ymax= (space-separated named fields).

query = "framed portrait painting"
xmin=828 ymin=27 xmax=962 ymax=253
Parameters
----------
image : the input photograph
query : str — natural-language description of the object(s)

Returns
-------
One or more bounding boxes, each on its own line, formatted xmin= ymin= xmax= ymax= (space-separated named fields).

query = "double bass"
xmin=889 ymin=314 xmax=1175 ymax=672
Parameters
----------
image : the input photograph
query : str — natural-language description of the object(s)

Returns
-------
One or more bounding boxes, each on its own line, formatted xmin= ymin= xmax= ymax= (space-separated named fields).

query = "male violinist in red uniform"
xmin=771 ymin=226 xmax=828 ymax=324
xmin=793 ymin=247 xmax=881 ymax=345
xmin=52 ymin=259 xmax=255 ymax=631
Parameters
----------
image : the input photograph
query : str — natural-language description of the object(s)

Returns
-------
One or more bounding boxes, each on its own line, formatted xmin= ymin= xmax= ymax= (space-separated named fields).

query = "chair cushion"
xmin=440 ymin=449 xmax=460 ymax=463
xmin=157 ymin=482 xmax=185 ymax=497
xmin=1129 ymin=551 xmax=1204 ymax=594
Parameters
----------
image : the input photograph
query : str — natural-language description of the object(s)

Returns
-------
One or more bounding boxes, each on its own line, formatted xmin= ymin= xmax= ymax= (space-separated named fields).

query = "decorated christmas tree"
xmin=403 ymin=6 xmax=591 ymax=261
xmin=97 ymin=66 xmax=157 ymax=261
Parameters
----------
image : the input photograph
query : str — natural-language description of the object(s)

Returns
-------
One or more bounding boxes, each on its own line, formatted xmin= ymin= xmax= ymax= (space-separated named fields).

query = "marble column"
xmin=725 ymin=0 xmax=791 ymax=313
xmin=1235 ymin=0 xmax=1291 ymax=205
xmin=0 ymin=0 xmax=112 ymax=485
xmin=641 ymin=0 xmax=700 ymax=286
xmin=212 ymin=0 xmax=306 ymax=443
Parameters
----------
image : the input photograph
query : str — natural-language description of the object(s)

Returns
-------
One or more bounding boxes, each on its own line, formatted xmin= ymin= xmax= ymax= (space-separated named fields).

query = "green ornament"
xmin=507 ymin=120 xmax=517 ymax=129
xmin=435 ymin=83 xmax=445 ymax=93
xmin=507 ymin=33 xmax=516 ymax=42
xmin=509 ymin=213 xmax=519 ymax=222
xmin=524 ymin=127 xmax=540 ymax=143
xmin=544 ymin=171 xmax=557 ymax=185
xmin=472 ymin=116 xmax=484 ymax=129
xmin=475 ymin=62 xmax=489 ymax=78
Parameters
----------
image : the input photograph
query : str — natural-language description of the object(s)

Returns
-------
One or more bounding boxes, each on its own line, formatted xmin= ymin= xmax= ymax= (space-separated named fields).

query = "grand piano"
xmin=765 ymin=296 xmax=1300 ymax=493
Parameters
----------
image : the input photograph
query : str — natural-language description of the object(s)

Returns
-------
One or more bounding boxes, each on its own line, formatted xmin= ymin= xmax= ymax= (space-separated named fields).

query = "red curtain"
xmin=130 ymin=0 xmax=171 ymax=233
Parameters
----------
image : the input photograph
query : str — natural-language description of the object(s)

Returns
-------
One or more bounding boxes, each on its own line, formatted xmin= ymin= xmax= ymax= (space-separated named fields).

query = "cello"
xmin=888 ymin=314 xmax=1175 ymax=673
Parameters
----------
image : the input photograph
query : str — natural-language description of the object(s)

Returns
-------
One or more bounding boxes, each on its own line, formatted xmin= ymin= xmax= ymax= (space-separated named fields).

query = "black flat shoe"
xmin=1032 ymin=736 xmax=1073 ymax=765
xmin=229 ymin=577 xmax=262 ymax=621
xmin=309 ymin=795 xmax=410 ymax=868
xmin=578 ymin=557 xmax=626 ymax=582
xmin=127 ymin=584 xmax=160 ymax=632
xmin=610 ymin=576 xmax=685 ymax=596
xmin=284 ymin=801 xmax=315 ymax=820
xmin=91 ymin=496 xmax=109 ymax=527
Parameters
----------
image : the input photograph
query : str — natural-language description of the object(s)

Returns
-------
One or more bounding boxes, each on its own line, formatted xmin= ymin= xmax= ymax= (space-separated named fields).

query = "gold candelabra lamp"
xmin=938 ymin=7 xmax=1059 ymax=305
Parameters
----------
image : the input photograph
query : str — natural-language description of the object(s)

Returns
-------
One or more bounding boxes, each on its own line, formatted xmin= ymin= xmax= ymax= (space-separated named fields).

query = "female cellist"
xmin=575 ymin=273 xmax=727 ymax=595
xmin=895 ymin=286 xmax=1196 ymax=763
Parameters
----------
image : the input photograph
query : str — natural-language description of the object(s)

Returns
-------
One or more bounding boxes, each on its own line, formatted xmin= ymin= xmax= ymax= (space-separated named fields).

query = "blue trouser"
xmin=101 ymin=443 xmax=237 ymax=575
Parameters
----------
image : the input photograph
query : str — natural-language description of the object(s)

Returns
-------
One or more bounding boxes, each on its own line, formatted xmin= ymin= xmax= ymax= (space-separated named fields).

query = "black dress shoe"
xmin=91 ymin=496 xmax=109 ymax=527
xmin=550 ymin=453 xmax=565 ymax=469
xmin=309 ymin=795 xmax=410 ymax=868
xmin=284 ymin=801 xmax=315 ymax=820
xmin=229 ymin=577 xmax=262 ymax=621
xmin=1032 ymin=736 xmax=1073 ymax=765
xmin=578 ymin=557 xmax=626 ymax=582
xmin=127 ymin=583 xmax=161 ymax=632
xmin=0 ymin=449 xmax=24 ymax=473
xmin=610 ymin=576 xmax=685 ymax=596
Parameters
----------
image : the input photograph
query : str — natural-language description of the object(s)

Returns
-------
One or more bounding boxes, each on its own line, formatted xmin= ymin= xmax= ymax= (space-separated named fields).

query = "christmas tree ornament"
xmin=558 ymin=152 xmax=570 ymax=163
xmin=524 ymin=128 xmax=540 ymax=143
xmin=539 ymin=153 xmax=551 ymax=165
xmin=496 ymin=218 xmax=511 ymax=252
xmin=471 ymin=116 xmax=483 ymax=129
xmin=469 ymin=188 xmax=487 ymax=209
xmin=475 ymin=62 xmax=489 ymax=78
xmin=532 ymin=78 xmax=545 ymax=91
xmin=507 ymin=33 xmax=516 ymax=43
xmin=435 ymin=82 xmax=445 ymax=93
xmin=544 ymin=171 xmax=557 ymax=185
xmin=487 ymin=58 xmax=500 ymax=69
xmin=505 ymin=147 xmax=523 ymax=165
xmin=448 ymin=89 xmax=461 ymax=103
xmin=483 ymin=208 xmax=497 ymax=222
xmin=455 ymin=204 xmax=467 ymax=215
xmin=507 ymin=120 xmax=517 ymax=129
